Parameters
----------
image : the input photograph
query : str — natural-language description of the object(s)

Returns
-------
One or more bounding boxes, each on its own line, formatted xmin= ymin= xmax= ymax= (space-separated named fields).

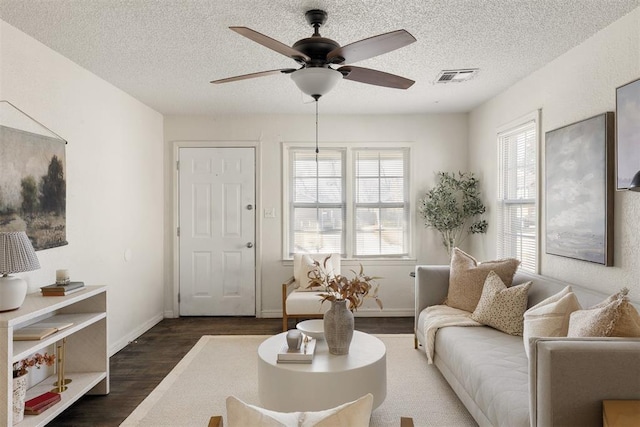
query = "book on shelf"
xmin=41 ymin=286 xmax=85 ymax=296
xmin=13 ymin=321 xmax=74 ymax=341
xmin=277 ymin=338 xmax=316 ymax=364
xmin=40 ymin=281 xmax=85 ymax=293
xmin=24 ymin=391 xmax=61 ymax=415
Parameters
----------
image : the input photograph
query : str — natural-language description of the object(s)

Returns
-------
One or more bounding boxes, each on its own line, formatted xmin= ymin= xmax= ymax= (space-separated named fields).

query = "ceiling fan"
xmin=210 ymin=9 xmax=417 ymax=99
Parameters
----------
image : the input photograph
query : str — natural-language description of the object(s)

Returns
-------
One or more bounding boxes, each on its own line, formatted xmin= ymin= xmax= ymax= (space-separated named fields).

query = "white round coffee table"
xmin=257 ymin=330 xmax=386 ymax=412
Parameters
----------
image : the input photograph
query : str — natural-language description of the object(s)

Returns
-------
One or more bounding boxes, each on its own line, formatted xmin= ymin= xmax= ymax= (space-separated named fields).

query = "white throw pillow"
xmin=226 ymin=393 xmax=373 ymax=427
xmin=293 ymin=253 xmax=340 ymax=292
xmin=523 ymin=286 xmax=581 ymax=358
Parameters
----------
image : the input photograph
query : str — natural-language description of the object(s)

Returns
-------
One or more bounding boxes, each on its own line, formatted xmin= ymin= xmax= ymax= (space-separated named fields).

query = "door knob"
xmin=246 ymin=242 xmax=254 ymax=248
xmin=246 ymin=204 xmax=253 ymax=210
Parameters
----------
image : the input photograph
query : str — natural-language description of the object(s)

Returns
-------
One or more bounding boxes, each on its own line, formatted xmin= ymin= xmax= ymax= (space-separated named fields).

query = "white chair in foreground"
xmin=281 ymin=253 xmax=340 ymax=331
xmin=207 ymin=393 xmax=415 ymax=426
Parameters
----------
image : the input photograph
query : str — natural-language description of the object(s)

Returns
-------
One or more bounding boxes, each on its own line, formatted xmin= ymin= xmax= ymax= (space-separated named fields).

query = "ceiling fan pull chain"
xmin=315 ymin=98 xmax=319 ymax=160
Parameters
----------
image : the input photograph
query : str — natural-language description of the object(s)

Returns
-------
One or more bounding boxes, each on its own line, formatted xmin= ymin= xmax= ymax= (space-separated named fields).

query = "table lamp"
xmin=0 ymin=231 xmax=40 ymax=311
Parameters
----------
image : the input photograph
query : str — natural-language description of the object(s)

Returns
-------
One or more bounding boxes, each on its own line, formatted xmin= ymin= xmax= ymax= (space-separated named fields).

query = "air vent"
xmin=435 ymin=69 xmax=479 ymax=83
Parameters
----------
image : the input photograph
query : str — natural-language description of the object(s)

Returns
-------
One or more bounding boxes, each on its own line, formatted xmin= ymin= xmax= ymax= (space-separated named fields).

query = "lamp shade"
xmin=629 ymin=170 xmax=640 ymax=192
xmin=290 ymin=67 xmax=342 ymax=97
xmin=0 ymin=231 xmax=40 ymax=275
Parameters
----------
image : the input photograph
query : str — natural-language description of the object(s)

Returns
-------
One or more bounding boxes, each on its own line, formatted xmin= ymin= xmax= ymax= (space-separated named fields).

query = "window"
xmin=354 ymin=150 xmax=409 ymax=256
xmin=289 ymin=149 xmax=345 ymax=255
xmin=285 ymin=144 xmax=410 ymax=258
xmin=497 ymin=111 xmax=539 ymax=273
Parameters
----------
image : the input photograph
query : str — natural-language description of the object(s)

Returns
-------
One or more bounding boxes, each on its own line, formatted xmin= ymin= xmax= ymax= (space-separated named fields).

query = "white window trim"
xmin=496 ymin=110 xmax=540 ymax=273
xmin=282 ymin=141 xmax=414 ymax=261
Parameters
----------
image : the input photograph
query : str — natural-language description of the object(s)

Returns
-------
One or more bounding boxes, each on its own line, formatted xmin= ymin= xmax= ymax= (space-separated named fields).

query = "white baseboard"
xmin=260 ymin=308 xmax=413 ymax=318
xmin=109 ymin=312 xmax=164 ymax=357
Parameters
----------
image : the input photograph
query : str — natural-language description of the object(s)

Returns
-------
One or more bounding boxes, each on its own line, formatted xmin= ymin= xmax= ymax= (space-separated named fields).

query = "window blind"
xmin=497 ymin=117 xmax=538 ymax=272
xmin=354 ymin=149 xmax=409 ymax=257
xmin=290 ymin=149 xmax=345 ymax=255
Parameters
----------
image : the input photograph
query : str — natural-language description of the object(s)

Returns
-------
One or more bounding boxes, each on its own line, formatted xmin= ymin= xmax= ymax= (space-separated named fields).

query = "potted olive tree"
xmin=418 ymin=171 xmax=488 ymax=256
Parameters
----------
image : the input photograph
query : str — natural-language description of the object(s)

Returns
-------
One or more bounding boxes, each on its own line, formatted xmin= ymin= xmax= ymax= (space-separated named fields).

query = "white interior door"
xmin=178 ymin=147 xmax=255 ymax=316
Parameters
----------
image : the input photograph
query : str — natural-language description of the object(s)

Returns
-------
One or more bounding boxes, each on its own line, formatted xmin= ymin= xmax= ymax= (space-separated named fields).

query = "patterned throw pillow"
xmin=568 ymin=288 xmax=640 ymax=337
xmin=446 ymin=248 xmax=520 ymax=312
xmin=471 ymin=271 xmax=532 ymax=336
xmin=523 ymin=286 xmax=581 ymax=358
xmin=226 ymin=393 xmax=373 ymax=427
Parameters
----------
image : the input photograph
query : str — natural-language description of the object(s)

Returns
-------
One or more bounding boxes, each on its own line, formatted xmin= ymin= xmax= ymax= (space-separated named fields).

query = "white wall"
xmin=164 ymin=113 xmax=468 ymax=317
xmin=0 ymin=20 xmax=165 ymax=355
xmin=468 ymin=8 xmax=640 ymax=298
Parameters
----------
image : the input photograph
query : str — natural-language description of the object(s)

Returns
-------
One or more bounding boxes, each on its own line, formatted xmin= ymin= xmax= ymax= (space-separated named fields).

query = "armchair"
xmin=281 ymin=253 xmax=340 ymax=331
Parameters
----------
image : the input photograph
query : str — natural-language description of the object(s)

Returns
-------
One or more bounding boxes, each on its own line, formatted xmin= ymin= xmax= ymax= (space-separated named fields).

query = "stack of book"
xmin=41 ymin=281 xmax=85 ymax=296
xmin=24 ymin=392 xmax=61 ymax=415
xmin=14 ymin=321 xmax=74 ymax=341
xmin=277 ymin=337 xmax=316 ymax=364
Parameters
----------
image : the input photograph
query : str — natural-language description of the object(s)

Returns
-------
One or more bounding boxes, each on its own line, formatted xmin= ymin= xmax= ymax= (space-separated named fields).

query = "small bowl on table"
xmin=296 ymin=319 xmax=324 ymax=340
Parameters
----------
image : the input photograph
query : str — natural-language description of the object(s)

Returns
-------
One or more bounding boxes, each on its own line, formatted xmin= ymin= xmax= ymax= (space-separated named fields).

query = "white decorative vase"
xmin=323 ymin=299 xmax=354 ymax=355
xmin=0 ymin=276 xmax=28 ymax=312
xmin=12 ymin=374 xmax=27 ymax=425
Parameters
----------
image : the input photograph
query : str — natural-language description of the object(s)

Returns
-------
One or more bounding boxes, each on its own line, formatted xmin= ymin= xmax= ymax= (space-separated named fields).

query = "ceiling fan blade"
xmin=230 ymin=27 xmax=311 ymax=63
xmin=327 ymin=29 xmax=416 ymax=65
xmin=337 ymin=66 xmax=415 ymax=89
xmin=210 ymin=68 xmax=296 ymax=84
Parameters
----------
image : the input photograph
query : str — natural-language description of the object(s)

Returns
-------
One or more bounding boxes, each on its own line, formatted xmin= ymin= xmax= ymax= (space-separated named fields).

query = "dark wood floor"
xmin=47 ymin=316 xmax=413 ymax=426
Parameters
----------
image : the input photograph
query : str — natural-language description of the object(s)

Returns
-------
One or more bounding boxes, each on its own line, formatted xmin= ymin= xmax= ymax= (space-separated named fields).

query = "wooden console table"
xmin=0 ymin=286 xmax=108 ymax=426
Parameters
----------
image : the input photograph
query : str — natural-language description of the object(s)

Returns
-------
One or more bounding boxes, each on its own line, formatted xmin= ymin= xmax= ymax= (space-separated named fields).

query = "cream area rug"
xmin=121 ymin=334 xmax=476 ymax=427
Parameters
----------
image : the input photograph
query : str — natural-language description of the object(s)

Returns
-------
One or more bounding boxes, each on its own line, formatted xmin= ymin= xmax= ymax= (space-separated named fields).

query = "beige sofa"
xmin=414 ymin=265 xmax=640 ymax=427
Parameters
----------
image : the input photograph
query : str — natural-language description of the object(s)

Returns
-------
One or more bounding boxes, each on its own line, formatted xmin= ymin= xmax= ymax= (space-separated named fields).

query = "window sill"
xmin=281 ymin=258 xmax=417 ymax=267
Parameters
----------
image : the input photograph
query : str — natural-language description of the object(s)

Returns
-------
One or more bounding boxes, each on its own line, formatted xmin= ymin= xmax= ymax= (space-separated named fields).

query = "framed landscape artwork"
xmin=0 ymin=101 xmax=68 ymax=250
xmin=545 ymin=112 xmax=614 ymax=266
xmin=615 ymin=78 xmax=640 ymax=190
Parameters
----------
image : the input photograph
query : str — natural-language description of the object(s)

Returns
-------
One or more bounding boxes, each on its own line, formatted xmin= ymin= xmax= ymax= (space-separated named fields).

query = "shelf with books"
xmin=0 ymin=286 xmax=108 ymax=426
xmin=19 ymin=372 xmax=107 ymax=427
xmin=12 ymin=312 xmax=106 ymax=361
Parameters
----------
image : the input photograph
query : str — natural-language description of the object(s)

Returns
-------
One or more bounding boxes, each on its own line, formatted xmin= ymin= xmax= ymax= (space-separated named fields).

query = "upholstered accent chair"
xmin=281 ymin=253 xmax=340 ymax=331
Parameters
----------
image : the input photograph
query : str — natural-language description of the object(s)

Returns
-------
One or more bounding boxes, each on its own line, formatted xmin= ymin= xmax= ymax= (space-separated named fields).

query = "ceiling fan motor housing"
xmin=292 ymin=37 xmax=340 ymax=67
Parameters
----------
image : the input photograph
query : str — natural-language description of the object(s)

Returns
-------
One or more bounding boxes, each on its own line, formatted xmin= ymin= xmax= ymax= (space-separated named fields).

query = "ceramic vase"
xmin=323 ymin=299 xmax=354 ymax=355
xmin=12 ymin=374 xmax=27 ymax=425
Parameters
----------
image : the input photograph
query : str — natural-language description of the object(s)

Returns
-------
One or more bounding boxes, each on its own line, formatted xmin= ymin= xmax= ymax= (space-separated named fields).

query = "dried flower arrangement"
xmin=13 ymin=352 xmax=56 ymax=378
xmin=306 ymin=256 xmax=383 ymax=312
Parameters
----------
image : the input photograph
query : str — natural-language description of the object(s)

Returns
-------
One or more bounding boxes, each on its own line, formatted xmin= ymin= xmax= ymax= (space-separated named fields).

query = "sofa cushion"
xmin=568 ymin=288 xmax=640 ymax=337
xmin=226 ymin=393 xmax=373 ymax=427
xmin=471 ymin=271 xmax=531 ymax=336
xmin=446 ymin=248 xmax=520 ymax=312
xmin=286 ymin=291 xmax=330 ymax=315
xmin=434 ymin=326 xmax=530 ymax=427
xmin=523 ymin=285 xmax=581 ymax=357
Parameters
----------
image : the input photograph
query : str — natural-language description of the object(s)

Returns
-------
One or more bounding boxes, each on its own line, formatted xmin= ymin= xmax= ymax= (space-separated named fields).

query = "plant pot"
xmin=13 ymin=374 xmax=27 ymax=425
xmin=323 ymin=299 xmax=354 ymax=355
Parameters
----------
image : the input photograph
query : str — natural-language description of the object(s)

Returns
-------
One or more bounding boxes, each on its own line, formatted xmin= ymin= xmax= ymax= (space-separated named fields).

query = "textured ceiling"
xmin=0 ymin=0 xmax=637 ymax=115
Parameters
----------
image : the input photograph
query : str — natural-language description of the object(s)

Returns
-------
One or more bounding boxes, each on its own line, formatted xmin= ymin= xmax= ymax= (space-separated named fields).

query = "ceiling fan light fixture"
xmin=291 ymin=67 xmax=342 ymax=97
